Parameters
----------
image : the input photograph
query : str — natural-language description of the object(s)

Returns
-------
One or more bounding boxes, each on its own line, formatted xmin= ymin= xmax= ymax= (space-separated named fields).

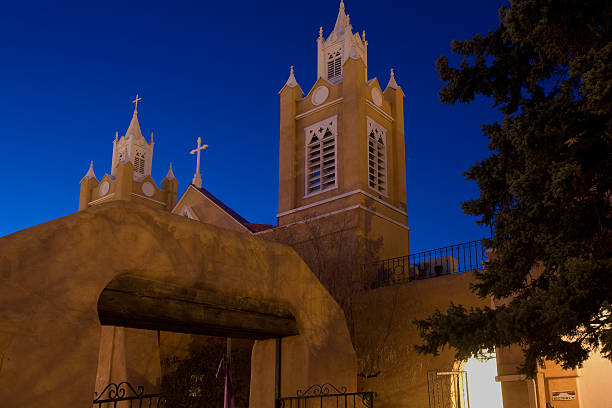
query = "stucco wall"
xmin=0 ymin=201 xmax=356 ymax=407
xmin=352 ymin=270 xmax=487 ymax=408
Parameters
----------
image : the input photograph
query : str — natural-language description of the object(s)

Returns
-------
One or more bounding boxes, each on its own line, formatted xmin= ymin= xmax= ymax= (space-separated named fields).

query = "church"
xmin=1 ymin=2 xmax=610 ymax=408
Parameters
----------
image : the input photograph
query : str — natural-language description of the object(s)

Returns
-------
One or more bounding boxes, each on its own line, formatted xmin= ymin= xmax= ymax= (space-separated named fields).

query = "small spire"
xmin=114 ymin=131 xmax=118 ymax=142
xmin=333 ymin=0 xmax=349 ymax=34
xmin=83 ymin=161 xmax=96 ymax=180
xmin=387 ymin=68 xmax=399 ymax=90
xmin=285 ymin=65 xmax=299 ymax=88
xmin=125 ymin=104 xmax=144 ymax=140
xmin=362 ymin=30 xmax=366 ymax=41
xmin=150 ymin=131 xmax=154 ymax=144
xmin=165 ymin=162 xmax=176 ymax=180
xmin=319 ymin=26 xmax=323 ymax=39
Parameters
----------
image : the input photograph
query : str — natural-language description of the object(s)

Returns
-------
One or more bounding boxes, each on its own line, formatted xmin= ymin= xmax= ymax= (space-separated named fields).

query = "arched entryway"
xmin=0 ymin=201 xmax=357 ymax=408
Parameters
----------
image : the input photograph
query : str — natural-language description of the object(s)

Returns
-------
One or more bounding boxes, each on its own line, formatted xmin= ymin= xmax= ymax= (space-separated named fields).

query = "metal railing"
xmin=368 ymin=240 xmax=487 ymax=289
xmin=278 ymin=383 xmax=375 ymax=408
xmin=93 ymin=382 xmax=166 ymax=408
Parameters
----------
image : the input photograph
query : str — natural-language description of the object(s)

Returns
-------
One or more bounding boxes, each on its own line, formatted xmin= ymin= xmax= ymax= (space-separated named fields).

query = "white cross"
xmin=190 ymin=136 xmax=208 ymax=188
xmin=132 ymin=94 xmax=142 ymax=112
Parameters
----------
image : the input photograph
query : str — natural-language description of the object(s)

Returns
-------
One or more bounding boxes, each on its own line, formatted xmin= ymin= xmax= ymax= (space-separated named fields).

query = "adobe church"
xmin=1 ymin=2 xmax=610 ymax=408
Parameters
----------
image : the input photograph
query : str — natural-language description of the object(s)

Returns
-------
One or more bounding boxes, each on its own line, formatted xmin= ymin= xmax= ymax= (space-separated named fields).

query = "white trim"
xmin=171 ymin=184 xmax=195 ymax=214
xmin=173 ymin=185 xmax=252 ymax=234
xmin=304 ymin=115 xmax=338 ymax=198
xmin=365 ymin=99 xmax=394 ymax=122
xmin=181 ymin=206 xmax=200 ymax=221
xmin=366 ymin=116 xmax=389 ymax=197
xmin=261 ymin=204 xmax=409 ymax=234
xmin=88 ymin=193 xmax=115 ymax=205
xmin=130 ymin=193 xmax=167 ymax=206
xmin=303 ymin=185 xmax=338 ymax=199
xmin=295 ymin=97 xmax=343 ymax=120
xmin=277 ymin=189 xmax=407 ymax=218
xmin=357 ymin=205 xmax=410 ymax=231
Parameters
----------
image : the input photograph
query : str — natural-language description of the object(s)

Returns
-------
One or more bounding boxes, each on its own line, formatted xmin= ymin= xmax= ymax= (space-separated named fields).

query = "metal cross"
xmin=132 ymin=94 xmax=142 ymax=112
xmin=190 ymin=136 xmax=208 ymax=188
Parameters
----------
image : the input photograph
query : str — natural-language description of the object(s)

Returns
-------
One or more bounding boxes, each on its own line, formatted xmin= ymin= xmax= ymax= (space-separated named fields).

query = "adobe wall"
xmin=352 ymin=271 xmax=487 ymax=408
xmin=0 ymin=201 xmax=357 ymax=408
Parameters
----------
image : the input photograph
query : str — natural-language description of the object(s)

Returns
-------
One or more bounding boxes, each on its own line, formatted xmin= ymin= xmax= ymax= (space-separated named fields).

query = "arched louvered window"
xmin=134 ymin=152 xmax=145 ymax=175
xmin=305 ymin=116 xmax=338 ymax=196
xmin=367 ymin=118 xmax=387 ymax=195
xmin=327 ymin=49 xmax=342 ymax=82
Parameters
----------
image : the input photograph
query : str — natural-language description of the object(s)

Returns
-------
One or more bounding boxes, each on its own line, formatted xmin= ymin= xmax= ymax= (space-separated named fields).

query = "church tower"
xmin=277 ymin=1 xmax=409 ymax=258
xmin=79 ymin=96 xmax=178 ymax=212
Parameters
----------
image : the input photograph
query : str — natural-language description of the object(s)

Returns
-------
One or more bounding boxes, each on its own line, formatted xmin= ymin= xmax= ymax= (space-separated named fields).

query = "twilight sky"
xmin=0 ymin=0 xmax=504 ymax=253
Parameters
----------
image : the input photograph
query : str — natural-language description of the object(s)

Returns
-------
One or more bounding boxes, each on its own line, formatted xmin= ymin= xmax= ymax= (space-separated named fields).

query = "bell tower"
xmin=277 ymin=1 xmax=409 ymax=258
xmin=79 ymin=96 xmax=178 ymax=212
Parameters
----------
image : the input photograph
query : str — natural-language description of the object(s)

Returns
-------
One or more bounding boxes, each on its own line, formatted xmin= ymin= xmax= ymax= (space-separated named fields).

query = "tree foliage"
xmin=415 ymin=0 xmax=612 ymax=375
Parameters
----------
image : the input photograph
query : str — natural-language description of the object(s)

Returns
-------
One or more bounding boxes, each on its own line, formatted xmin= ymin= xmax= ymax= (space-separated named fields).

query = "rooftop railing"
xmin=368 ymin=239 xmax=487 ymax=289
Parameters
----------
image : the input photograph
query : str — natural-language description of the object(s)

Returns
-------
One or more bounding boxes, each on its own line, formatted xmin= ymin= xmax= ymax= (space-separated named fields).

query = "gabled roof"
xmin=181 ymin=184 xmax=274 ymax=234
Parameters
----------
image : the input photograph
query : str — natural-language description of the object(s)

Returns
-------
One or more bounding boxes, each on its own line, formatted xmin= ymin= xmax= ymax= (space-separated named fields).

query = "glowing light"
xmin=465 ymin=354 xmax=503 ymax=408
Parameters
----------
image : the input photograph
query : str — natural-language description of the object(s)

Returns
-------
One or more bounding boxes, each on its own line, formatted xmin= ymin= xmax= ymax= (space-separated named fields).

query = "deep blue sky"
xmin=0 ymin=0 xmax=504 ymax=253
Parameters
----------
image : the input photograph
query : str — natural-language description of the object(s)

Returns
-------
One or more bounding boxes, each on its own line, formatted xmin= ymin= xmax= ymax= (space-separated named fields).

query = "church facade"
xmin=69 ymin=2 xmax=612 ymax=408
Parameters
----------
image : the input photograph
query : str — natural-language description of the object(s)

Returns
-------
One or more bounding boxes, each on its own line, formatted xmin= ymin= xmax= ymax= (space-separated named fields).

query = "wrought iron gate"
xmin=427 ymin=371 xmax=470 ymax=408
xmin=277 ymin=383 xmax=374 ymax=408
xmin=93 ymin=382 xmax=166 ymax=407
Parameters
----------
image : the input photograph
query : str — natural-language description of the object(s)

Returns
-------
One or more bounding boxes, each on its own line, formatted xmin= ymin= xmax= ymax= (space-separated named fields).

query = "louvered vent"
xmin=327 ymin=49 xmax=342 ymax=82
xmin=134 ymin=152 xmax=146 ymax=174
xmin=367 ymin=118 xmax=387 ymax=194
xmin=305 ymin=116 xmax=338 ymax=196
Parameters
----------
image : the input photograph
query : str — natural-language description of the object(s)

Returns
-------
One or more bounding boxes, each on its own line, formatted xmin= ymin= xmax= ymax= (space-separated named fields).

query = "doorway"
xmin=464 ymin=352 xmax=503 ymax=408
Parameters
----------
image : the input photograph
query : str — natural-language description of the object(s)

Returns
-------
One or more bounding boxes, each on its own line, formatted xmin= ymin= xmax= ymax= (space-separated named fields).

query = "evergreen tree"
xmin=415 ymin=0 xmax=612 ymax=375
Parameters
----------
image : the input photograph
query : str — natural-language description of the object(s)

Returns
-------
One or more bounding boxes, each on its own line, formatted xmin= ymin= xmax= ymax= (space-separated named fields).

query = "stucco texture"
xmin=353 ymin=271 xmax=487 ymax=408
xmin=0 ymin=200 xmax=356 ymax=407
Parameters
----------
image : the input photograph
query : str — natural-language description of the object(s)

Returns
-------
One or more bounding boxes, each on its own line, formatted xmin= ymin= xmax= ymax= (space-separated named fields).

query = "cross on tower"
xmin=132 ymin=94 xmax=142 ymax=112
xmin=190 ymin=136 xmax=208 ymax=188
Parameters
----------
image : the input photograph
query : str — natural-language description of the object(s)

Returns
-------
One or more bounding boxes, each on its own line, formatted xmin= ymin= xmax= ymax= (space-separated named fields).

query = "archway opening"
xmin=464 ymin=352 xmax=503 ymax=408
xmin=95 ymin=275 xmax=299 ymax=405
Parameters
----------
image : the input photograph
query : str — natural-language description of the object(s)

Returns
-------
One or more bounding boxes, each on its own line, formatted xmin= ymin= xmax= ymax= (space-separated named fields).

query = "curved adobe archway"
xmin=0 ymin=201 xmax=356 ymax=408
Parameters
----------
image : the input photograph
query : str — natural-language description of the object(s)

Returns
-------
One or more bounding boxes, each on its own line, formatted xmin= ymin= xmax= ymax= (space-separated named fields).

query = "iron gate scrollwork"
xmin=93 ymin=382 xmax=166 ymax=408
xmin=427 ymin=371 xmax=470 ymax=408
xmin=277 ymin=383 xmax=375 ymax=408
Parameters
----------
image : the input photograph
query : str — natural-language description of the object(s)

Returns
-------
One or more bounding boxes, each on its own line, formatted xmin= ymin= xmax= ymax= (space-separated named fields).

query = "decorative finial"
xmin=362 ymin=30 xmax=366 ymax=41
xmin=165 ymin=162 xmax=176 ymax=180
xmin=150 ymin=131 xmax=154 ymax=143
xmin=340 ymin=0 xmax=345 ymax=10
xmin=114 ymin=131 xmax=118 ymax=141
xmin=284 ymin=65 xmax=299 ymax=88
xmin=319 ymin=26 xmax=323 ymax=38
xmin=132 ymin=94 xmax=142 ymax=113
xmin=347 ymin=14 xmax=350 ymax=26
xmin=387 ymin=68 xmax=399 ymax=90
xmin=84 ymin=160 xmax=96 ymax=180
xmin=190 ymin=136 xmax=208 ymax=188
